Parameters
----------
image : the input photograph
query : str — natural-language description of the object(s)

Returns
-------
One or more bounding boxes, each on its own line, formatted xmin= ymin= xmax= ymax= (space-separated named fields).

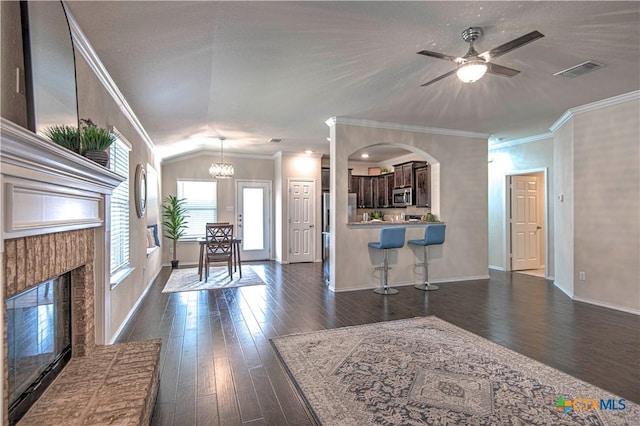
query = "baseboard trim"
xmin=572 ymin=295 xmax=640 ymax=316
xmin=488 ymin=265 xmax=506 ymax=271
xmin=109 ymin=268 xmax=160 ymax=344
xmin=554 ymin=281 xmax=574 ymax=298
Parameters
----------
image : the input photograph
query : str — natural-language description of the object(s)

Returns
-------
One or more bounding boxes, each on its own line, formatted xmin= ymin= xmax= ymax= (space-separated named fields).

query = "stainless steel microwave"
xmin=393 ymin=187 xmax=413 ymax=207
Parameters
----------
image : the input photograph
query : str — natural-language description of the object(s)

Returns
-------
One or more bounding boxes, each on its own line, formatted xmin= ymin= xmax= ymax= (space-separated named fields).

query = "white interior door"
xmin=236 ymin=180 xmax=271 ymax=261
xmin=288 ymin=179 xmax=315 ymax=263
xmin=510 ymin=175 xmax=541 ymax=270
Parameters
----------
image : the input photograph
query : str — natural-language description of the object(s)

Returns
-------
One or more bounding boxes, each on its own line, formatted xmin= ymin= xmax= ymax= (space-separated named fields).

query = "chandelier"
xmin=209 ymin=137 xmax=234 ymax=179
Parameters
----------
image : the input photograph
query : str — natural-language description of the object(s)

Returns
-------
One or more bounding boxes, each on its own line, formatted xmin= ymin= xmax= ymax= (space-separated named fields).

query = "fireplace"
xmin=3 ymin=229 xmax=97 ymax=424
xmin=7 ymin=274 xmax=71 ymax=424
xmin=1 ymin=119 xmax=125 ymax=425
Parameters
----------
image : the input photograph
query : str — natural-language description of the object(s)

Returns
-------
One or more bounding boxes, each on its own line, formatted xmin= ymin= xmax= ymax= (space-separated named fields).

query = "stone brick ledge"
xmin=18 ymin=339 xmax=161 ymax=426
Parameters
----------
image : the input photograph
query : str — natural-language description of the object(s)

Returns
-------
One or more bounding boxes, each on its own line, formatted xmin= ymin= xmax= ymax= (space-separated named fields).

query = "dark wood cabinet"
xmin=351 ymin=175 xmax=374 ymax=208
xmin=393 ymin=162 xmax=421 ymax=188
xmin=402 ymin=164 xmax=413 ymax=188
xmin=373 ymin=174 xmax=394 ymax=208
xmin=360 ymin=176 xmax=373 ymax=208
xmin=321 ymin=168 xmax=330 ymax=192
xmin=351 ymin=175 xmax=360 ymax=201
xmin=394 ymin=167 xmax=403 ymax=188
xmin=415 ymin=166 xmax=431 ymax=207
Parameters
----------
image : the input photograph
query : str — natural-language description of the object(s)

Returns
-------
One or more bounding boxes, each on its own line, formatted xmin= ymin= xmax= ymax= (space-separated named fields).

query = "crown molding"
xmin=549 ymin=90 xmax=640 ymax=132
xmin=489 ymin=132 xmax=554 ymax=151
xmin=63 ymin=2 xmax=155 ymax=153
xmin=326 ymin=117 xmax=489 ymax=140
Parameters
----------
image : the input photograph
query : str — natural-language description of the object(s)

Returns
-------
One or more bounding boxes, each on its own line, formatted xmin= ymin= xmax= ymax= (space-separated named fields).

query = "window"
xmin=109 ymin=134 xmax=131 ymax=276
xmin=177 ymin=180 xmax=217 ymax=239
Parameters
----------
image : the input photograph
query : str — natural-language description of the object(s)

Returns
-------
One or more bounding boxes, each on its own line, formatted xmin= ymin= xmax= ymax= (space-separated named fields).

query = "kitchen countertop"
xmin=347 ymin=220 xmax=444 ymax=227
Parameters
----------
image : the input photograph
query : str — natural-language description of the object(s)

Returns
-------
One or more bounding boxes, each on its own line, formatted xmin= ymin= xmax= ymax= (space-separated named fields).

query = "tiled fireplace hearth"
xmin=1 ymin=119 xmax=160 ymax=425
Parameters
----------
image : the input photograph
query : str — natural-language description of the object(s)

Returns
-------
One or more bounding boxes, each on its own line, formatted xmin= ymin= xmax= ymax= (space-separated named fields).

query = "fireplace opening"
xmin=7 ymin=272 xmax=72 ymax=425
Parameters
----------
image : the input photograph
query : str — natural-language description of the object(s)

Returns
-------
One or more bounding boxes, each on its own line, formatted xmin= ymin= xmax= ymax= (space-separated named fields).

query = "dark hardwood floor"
xmin=116 ymin=262 xmax=640 ymax=425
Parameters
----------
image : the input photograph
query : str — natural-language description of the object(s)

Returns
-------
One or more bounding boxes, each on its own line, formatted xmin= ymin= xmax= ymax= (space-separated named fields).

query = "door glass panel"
xmin=243 ymin=188 xmax=264 ymax=250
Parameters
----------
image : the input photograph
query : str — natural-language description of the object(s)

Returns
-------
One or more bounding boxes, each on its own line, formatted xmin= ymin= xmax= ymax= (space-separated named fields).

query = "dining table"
xmin=197 ymin=236 xmax=243 ymax=280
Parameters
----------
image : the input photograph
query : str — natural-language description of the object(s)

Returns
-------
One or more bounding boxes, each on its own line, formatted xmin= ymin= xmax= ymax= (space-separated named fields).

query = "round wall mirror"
xmin=134 ymin=164 xmax=147 ymax=218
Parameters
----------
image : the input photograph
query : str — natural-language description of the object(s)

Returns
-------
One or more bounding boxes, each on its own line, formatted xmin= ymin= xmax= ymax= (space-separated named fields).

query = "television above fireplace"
xmin=20 ymin=0 xmax=79 ymax=136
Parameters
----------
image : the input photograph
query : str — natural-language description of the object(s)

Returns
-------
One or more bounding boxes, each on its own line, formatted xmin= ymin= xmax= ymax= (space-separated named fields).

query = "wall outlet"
xmin=169 ymin=247 xmax=174 ymax=254
xmin=579 ymin=271 xmax=586 ymax=281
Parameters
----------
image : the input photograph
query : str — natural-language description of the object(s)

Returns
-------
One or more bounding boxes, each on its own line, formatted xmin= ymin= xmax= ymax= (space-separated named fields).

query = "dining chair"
xmin=204 ymin=224 xmax=234 ymax=281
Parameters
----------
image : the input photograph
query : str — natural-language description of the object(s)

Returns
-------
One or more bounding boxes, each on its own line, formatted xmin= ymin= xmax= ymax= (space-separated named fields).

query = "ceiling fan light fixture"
xmin=209 ymin=137 xmax=234 ymax=179
xmin=456 ymin=60 xmax=488 ymax=83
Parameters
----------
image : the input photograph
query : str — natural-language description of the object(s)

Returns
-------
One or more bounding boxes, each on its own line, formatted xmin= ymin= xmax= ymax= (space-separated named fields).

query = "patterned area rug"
xmin=162 ymin=266 xmax=266 ymax=293
xmin=271 ymin=317 xmax=639 ymax=425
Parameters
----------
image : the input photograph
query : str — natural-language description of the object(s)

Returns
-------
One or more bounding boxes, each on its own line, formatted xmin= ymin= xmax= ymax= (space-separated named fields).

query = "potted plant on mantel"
xmin=80 ymin=120 xmax=116 ymax=167
xmin=162 ymin=195 xmax=189 ymax=268
xmin=43 ymin=119 xmax=116 ymax=167
xmin=44 ymin=125 xmax=81 ymax=153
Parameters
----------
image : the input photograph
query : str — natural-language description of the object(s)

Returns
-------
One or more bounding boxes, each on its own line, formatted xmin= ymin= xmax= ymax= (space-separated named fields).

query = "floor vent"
xmin=553 ymin=61 xmax=605 ymax=78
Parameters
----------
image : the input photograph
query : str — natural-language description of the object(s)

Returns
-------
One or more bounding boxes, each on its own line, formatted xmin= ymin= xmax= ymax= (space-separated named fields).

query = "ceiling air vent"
xmin=269 ymin=138 xmax=282 ymax=143
xmin=553 ymin=61 xmax=605 ymax=78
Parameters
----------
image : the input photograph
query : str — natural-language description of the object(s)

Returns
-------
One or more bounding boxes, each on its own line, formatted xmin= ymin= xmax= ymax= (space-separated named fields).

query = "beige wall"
xmin=553 ymin=122 xmax=575 ymax=297
xmin=488 ymin=138 xmax=554 ymax=275
xmin=161 ymin=153 xmax=276 ymax=265
xmin=74 ymin=54 xmax=162 ymax=343
xmin=572 ymin=98 xmax=639 ymax=313
xmin=0 ymin=1 xmax=163 ymax=344
xmin=329 ymin=122 xmax=489 ymax=291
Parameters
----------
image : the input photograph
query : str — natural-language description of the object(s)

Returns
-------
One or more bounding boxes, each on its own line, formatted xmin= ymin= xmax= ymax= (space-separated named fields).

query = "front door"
xmin=288 ymin=179 xmax=315 ymax=263
xmin=510 ymin=175 xmax=541 ymax=270
xmin=236 ymin=180 xmax=271 ymax=261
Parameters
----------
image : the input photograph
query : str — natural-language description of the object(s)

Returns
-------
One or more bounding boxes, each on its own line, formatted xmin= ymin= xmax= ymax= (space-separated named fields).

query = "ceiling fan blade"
xmin=482 ymin=30 xmax=544 ymax=60
xmin=417 ymin=50 xmax=459 ymax=63
xmin=487 ymin=62 xmax=520 ymax=77
xmin=420 ymin=69 xmax=457 ymax=87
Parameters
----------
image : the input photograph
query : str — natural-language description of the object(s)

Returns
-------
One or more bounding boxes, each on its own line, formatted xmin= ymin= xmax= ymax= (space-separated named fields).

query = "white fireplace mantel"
xmin=0 ymin=118 xmax=124 ymax=240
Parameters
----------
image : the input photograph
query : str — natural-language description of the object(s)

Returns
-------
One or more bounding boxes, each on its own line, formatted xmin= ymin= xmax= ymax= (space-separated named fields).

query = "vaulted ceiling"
xmin=66 ymin=1 xmax=640 ymax=160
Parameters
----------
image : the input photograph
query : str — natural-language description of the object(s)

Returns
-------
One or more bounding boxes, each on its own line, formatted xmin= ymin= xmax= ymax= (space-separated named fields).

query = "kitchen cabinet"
xmin=352 ymin=175 xmax=374 ymax=208
xmin=374 ymin=174 xmax=394 ymax=208
xmin=415 ymin=166 xmax=431 ymax=207
xmin=393 ymin=161 xmax=427 ymax=189
xmin=321 ymin=168 xmax=330 ymax=192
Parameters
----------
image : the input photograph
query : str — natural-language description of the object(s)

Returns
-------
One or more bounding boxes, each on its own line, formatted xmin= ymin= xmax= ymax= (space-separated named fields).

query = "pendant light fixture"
xmin=209 ymin=137 xmax=234 ymax=179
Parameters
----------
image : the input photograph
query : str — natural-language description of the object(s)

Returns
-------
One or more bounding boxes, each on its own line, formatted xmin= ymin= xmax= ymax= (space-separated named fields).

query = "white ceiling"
xmin=65 ymin=1 xmax=640 ymax=160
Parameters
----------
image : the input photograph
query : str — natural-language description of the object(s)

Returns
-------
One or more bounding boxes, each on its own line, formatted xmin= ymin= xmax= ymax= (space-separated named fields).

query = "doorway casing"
xmin=504 ymin=168 xmax=549 ymax=277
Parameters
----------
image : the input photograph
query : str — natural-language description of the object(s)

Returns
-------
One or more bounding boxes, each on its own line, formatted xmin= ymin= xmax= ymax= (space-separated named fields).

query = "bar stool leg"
xmin=374 ymin=249 xmax=399 ymax=295
xmin=414 ymin=245 xmax=439 ymax=291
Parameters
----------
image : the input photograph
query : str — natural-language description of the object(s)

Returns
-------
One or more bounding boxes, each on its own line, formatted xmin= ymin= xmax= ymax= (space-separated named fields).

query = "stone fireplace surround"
xmin=5 ymin=229 xmax=97 ymax=419
xmin=1 ymin=119 xmax=160 ymax=424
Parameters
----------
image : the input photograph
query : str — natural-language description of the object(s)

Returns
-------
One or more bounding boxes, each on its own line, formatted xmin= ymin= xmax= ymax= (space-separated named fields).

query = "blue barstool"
xmin=408 ymin=223 xmax=446 ymax=291
xmin=368 ymin=227 xmax=406 ymax=295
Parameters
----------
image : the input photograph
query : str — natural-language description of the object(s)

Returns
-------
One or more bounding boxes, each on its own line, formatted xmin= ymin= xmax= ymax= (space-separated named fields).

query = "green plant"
xmin=81 ymin=125 xmax=116 ymax=152
xmin=44 ymin=125 xmax=80 ymax=153
xmin=162 ymin=195 xmax=189 ymax=263
xmin=372 ymin=210 xmax=383 ymax=220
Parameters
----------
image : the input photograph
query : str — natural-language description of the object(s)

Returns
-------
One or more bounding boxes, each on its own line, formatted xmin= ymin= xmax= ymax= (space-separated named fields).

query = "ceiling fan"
xmin=417 ymin=27 xmax=544 ymax=87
